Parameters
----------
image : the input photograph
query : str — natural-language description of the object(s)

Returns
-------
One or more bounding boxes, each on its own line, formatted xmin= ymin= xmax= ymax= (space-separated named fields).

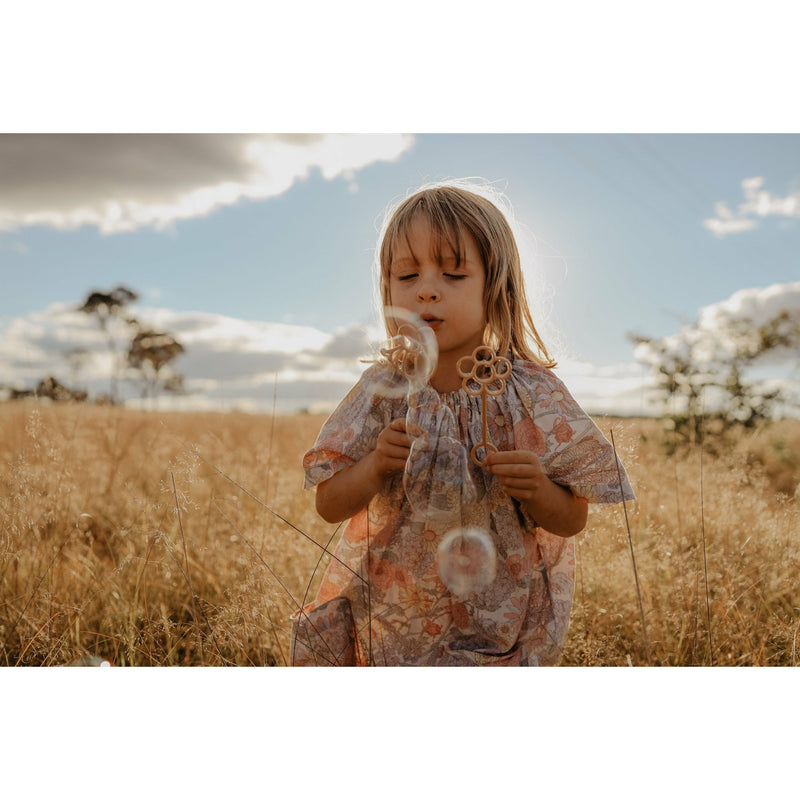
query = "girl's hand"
xmin=484 ymin=449 xmax=588 ymax=537
xmin=372 ymin=417 xmax=412 ymax=478
xmin=484 ymin=450 xmax=547 ymax=502
xmin=315 ymin=417 xmax=411 ymax=524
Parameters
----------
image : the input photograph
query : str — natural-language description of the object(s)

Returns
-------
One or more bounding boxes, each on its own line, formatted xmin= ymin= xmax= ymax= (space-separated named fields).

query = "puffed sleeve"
xmin=510 ymin=361 xmax=635 ymax=504
xmin=302 ymin=364 xmax=399 ymax=489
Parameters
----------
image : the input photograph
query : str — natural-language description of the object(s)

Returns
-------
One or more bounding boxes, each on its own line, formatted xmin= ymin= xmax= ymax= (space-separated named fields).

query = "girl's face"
xmin=387 ymin=215 xmax=486 ymax=366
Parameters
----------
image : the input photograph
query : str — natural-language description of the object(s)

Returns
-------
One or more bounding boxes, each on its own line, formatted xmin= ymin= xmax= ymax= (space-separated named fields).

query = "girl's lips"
xmin=422 ymin=317 xmax=442 ymax=330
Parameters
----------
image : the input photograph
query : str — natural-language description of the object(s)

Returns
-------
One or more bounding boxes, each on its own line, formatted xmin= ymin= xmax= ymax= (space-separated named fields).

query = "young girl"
xmin=294 ymin=181 xmax=635 ymax=666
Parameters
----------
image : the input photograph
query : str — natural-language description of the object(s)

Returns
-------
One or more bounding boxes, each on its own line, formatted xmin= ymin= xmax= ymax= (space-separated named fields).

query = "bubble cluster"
xmin=436 ymin=527 xmax=497 ymax=597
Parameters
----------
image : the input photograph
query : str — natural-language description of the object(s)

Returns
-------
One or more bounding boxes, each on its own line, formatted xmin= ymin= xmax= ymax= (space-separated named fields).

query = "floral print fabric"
xmin=293 ymin=359 xmax=635 ymax=666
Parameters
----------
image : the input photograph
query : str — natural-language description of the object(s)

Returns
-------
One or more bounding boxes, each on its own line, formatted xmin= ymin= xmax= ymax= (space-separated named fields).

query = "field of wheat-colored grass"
xmin=1 ymin=402 xmax=798 ymax=667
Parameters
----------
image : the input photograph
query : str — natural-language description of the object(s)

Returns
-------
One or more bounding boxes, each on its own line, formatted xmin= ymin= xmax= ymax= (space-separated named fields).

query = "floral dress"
xmin=294 ymin=358 xmax=635 ymax=666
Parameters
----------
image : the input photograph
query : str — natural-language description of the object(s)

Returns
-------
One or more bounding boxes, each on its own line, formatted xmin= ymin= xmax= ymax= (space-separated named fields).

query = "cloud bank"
xmin=635 ymin=280 xmax=800 ymax=366
xmin=9 ymin=286 xmax=797 ymax=417
xmin=703 ymin=176 xmax=800 ymax=237
xmin=0 ymin=302 xmax=384 ymax=413
xmin=0 ymin=302 xmax=646 ymax=416
xmin=633 ymin=281 xmax=800 ymax=415
xmin=0 ymin=134 xmax=414 ymax=234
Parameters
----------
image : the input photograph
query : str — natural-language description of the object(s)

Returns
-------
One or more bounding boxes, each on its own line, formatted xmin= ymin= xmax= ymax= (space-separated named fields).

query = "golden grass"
xmin=1 ymin=403 xmax=798 ymax=666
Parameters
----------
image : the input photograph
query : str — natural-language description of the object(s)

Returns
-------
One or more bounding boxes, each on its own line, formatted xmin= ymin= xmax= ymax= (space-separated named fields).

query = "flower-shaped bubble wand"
xmin=378 ymin=308 xmax=477 ymax=522
xmin=457 ymin=345 xmax=512 ymax=467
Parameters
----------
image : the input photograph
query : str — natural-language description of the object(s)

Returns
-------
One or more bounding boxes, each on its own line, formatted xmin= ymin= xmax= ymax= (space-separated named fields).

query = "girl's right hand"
xmin=316 ymin=417 xmax=413 ymax=523
xmin=372 ymin=417 xmax=411 ymax=478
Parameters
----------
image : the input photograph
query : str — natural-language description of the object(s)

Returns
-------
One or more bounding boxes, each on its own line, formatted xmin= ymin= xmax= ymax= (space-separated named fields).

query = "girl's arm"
xmin=315 ymin=418 xmax=411 ymax=524
xmin=485 ymin=450 xmax=588 ymax=537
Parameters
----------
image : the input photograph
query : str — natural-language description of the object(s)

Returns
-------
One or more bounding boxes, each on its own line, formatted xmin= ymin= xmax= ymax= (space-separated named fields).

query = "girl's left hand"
xmin=484 ymin=450 xmax=547 ymax=502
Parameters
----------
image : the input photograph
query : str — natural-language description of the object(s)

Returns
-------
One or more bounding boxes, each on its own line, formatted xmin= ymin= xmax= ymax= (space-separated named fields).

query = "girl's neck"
xmin=429 ymin=352 xmax=465 ymax=393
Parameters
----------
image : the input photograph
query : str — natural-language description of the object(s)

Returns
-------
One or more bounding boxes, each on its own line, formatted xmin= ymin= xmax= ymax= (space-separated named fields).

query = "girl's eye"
xmin=396 ymin=273 xmax=417 ymax=281
xmin=445 ymin=273 xmax=466 ymax=280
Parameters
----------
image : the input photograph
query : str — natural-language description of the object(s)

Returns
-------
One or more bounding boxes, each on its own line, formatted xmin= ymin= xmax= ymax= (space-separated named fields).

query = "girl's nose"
xmin=417 ymin=289 xmax=439 ymax=303
xmin=417 ymin=281 xmax=439 ymax=302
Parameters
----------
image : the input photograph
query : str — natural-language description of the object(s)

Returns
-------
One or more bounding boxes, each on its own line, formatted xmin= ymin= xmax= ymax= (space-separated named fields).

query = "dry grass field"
xmin=1 ymin=402 xmax=798 ymax=667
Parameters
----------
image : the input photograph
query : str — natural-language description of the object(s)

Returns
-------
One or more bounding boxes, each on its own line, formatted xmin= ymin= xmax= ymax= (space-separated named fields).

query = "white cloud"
xmin=0 ymin=300 xmax=654 ymax=416
xmin=692 ymin=280 xmax=800 ymax=367
xmin=703 ymin=176 xmax=800 ymax=237
xmin=0 ymin=134 xmax=414 ymax=235
xmin=703 ymin=216 xmax=759 ymax=237
xmin=15 ymin=290 xmax=794 ymax=419
xmin=0 ymin=302 xmax=377 ymax=412
xmin=697 ymin=280 xmax=800 ymax=331
xmin=635 ymin=281 xmax=800 ymax=365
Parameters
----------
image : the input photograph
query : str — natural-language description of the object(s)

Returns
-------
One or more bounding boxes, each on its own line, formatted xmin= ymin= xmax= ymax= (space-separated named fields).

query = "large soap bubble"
xmin=436 ymin=527 xmax=497 ymax=597
xmin=363 ymin=307 xmax=439 ymax=399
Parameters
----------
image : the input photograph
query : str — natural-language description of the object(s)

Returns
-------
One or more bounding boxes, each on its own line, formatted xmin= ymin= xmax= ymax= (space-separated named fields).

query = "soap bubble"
xmin=365 ymin=306 xmax=438 ymax=399
xmin=436 ymin=528 xmax=497 ymax=597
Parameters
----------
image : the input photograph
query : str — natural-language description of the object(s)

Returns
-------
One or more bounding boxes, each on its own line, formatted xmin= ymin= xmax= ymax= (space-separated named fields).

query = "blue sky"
xmin=2 ymin=3 xmax=799 ymax=417
xmin=1 ymin=132 xmax=799 ymax=414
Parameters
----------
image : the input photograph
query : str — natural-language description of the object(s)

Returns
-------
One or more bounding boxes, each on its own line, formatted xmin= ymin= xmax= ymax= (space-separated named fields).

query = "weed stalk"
xmin=610 ymin=428 xmax=652 ymax=665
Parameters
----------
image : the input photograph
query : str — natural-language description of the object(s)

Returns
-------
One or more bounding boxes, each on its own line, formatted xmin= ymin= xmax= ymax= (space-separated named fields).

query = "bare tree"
xmin=78 ymin=285 xmax=139 ymax=403
xmin=127 ymin=328 xmax=185 ymax=404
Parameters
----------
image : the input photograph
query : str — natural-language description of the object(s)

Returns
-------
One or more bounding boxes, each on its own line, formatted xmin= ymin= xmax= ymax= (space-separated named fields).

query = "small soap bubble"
xmin=436 ymin=527 xmax=497 ymax=597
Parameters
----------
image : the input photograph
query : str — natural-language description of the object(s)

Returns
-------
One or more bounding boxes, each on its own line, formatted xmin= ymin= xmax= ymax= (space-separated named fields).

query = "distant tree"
xmin=78 ymin=285 xmax=140 ymax=403
xmin=629 ymin=331 xmax=711 ymax=442
xmin=632 ymin=307 xmax=800 ymax=443
xmin=126 ymin=328 xmax=185 ymax=403
xmin=36 ymin=376 xmax=88 ymax=403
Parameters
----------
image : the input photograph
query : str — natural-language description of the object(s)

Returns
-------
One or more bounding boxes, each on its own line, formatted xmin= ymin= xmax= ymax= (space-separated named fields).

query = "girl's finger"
xmin=486 ymin=450 xmax=537 ymax=464
xmin=498 ymin=477 xmax=533 ymax=489
xmin=386 ymin=431 xmax=411 ymax=447
xmin=382 ymin=442 xmax=410 ymax=458
xmin=490 ymin=463 xmax=537 ymax=477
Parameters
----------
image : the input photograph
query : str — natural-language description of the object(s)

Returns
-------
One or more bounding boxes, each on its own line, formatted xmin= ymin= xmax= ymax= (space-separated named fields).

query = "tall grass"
xmin=1 ymin=403 xmax=798 ymax=666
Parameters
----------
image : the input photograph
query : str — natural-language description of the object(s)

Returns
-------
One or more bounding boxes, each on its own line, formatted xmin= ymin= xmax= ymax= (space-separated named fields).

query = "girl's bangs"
xmin=383 ymin=196 xmax=469 ymax=269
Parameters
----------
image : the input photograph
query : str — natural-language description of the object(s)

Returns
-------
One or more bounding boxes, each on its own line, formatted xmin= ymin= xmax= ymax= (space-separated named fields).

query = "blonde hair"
xmin=376 ymin=181 xmax=556 ymax=368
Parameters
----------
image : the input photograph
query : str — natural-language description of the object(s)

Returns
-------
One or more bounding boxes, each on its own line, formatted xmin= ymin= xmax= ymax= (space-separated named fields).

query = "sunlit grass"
xmin=1 ymin=403 xmax=798 ymax=666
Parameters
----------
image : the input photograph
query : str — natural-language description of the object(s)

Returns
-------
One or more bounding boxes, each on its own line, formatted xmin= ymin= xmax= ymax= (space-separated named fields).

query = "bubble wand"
xmin=456 ymin=345 xmax=512 ymax=466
